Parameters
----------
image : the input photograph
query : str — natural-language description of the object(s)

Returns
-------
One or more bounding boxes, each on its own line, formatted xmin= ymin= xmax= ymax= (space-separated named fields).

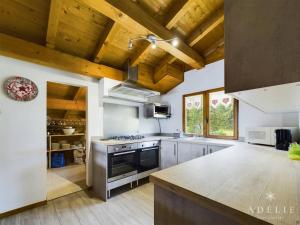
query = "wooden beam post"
xmin=46 ymin=0 xmax=62 ymax=48
xmin=0 ymin=33 xmax=124 ymax=81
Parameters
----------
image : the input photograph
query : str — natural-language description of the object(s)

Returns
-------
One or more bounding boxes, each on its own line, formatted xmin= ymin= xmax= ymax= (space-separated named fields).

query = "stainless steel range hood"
xmin=108 ymin=66 xmax=160 ymax=102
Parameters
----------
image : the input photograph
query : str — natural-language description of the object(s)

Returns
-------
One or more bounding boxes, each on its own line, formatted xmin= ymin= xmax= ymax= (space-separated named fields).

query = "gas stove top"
xmin=111 ymin=135 xmax=145 ymax=141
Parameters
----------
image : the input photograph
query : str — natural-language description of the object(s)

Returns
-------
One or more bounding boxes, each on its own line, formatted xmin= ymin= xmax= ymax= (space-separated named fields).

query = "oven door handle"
xmin=142 ymin=147 xmax=158 ymax=152
xmin=113 ymin=150 xmax=136 ymax=156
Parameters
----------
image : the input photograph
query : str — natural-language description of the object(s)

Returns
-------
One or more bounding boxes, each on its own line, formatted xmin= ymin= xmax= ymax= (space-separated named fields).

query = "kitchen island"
xmin=150 ymin=144 xmax=300 ymax=225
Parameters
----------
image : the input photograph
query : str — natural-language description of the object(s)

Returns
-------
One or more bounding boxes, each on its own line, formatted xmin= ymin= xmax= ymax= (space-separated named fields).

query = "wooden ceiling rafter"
xmin=93 ymin=20 xmax=119 ymax=63
xmin=64 ymin=87 xmax=86 ymax=118
xmin=203 ymin=37 xmax=224 ymax=57
xmin=84 ymin=0 xmax=205 ymax=69
xmin=46 ymin=0 xmax=62 ymax=48
xmin=129 ymin=0 xmax=191 ymax=68
xmin=154 ymin=6 xmax=224 ymax=82
xmin=187 ymin=7 xmax=224 ymax=46
xmin=0 ymin=33 xmax=124 ymax=81
xmin=163 ymin=0 xmax=191 ymax=30
xmin=47 ymin=98 xmax=86 ymax=111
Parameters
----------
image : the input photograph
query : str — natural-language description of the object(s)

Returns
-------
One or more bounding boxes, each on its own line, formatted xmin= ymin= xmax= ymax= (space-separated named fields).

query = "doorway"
xmin=46 ymin=81 xmax=87 ymax=200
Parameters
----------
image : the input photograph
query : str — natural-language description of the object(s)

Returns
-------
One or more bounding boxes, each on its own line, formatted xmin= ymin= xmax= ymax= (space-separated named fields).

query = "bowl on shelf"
xmin=62 ymin=127 xmax=75 ymax=135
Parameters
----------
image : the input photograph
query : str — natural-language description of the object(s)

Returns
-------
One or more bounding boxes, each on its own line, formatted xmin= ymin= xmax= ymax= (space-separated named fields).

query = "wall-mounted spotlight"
xmin=128 ymin=34 xmax=179 ymax=50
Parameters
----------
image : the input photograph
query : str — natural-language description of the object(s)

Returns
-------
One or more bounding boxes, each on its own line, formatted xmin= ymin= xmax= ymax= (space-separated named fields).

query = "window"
xmin=184 ymin=93 xmax=204 ymax=135
xmin=183 ymin=88 xmax=238 ymax=139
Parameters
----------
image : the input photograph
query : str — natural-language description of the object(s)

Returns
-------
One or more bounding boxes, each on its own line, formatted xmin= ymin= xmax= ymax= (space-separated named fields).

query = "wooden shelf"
xmin=47 ymin=147 xmax=85 ymax=152
xmin=48 ymin=133 xmax=85 ymax=137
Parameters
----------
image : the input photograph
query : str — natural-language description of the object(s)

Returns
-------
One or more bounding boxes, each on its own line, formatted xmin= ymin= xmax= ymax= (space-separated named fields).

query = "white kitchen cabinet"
xmin=207 ymin=145 xmax=227 ymax=154
xmin=160 ymin=140 xmax=178 ymax=169
xmin=178 ymin=143 xmax=207 ymax=163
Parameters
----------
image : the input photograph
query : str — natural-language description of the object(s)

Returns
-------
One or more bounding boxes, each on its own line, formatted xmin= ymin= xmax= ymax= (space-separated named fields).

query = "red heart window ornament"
xmin=212 ymin=99 xmax=218 ymax=105
xmin=223 ymin=98 xmax=230 ymax=104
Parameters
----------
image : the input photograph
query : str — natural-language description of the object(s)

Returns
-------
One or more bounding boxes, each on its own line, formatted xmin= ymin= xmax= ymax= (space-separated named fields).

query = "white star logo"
xmin=266 ymin=192 xmax=275 ymax=201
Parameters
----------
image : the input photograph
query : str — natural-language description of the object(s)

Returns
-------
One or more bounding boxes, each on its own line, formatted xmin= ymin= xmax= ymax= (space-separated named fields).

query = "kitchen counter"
xmin=92 ymin=135 xmax=240 ymax=146
xmin=92 ymin=136 xmax=174 ymax=145
xmin=150 ymin=144 xmax=300 ymax=225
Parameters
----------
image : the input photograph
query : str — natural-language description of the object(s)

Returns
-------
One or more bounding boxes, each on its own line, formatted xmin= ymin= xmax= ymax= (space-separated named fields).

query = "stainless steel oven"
xmin=137 ymin=141 xmax=159 ymax=172
xmin=107 ymin=143 xmax=138 ymax=182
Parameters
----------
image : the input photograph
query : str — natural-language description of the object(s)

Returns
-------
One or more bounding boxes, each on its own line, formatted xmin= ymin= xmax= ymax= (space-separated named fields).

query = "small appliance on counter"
xmin=245 ymin=127 xmax=299 ymax=147
xmin=275 ymin=129 xmax=292 ymax=151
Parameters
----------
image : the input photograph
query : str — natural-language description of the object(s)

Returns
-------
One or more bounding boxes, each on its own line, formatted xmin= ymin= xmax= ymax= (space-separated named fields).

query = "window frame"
xmin=182 ymin=87 xmax=239 ymax=140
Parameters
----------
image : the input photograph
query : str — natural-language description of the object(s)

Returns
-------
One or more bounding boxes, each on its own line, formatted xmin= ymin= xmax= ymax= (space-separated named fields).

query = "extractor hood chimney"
xmin=108 ymin=65 xmax=160 ymax=102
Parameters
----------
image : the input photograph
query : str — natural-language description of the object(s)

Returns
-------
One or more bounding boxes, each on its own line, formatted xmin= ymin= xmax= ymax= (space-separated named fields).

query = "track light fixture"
xmin=128 ymin=34 xmax=179 ymax=50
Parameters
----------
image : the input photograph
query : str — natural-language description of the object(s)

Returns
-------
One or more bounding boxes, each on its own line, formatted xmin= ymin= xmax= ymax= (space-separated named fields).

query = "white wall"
xmin=100 ymin=78 xmax=160 ymax=136
xmin=0 ymin=56 xmax=101 ymax=213
xmin=160 ymin=60 xmax=299 ymax=138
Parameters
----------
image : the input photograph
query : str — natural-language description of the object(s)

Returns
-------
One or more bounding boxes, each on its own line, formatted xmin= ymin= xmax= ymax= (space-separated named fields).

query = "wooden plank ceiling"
xmin=0 ymin=0 xmax=224 ymax=93
xmin=47 ymin=82 xmax=86 ymax=119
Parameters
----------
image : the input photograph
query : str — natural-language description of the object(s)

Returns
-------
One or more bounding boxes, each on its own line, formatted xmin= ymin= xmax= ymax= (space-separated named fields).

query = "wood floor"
xmin=0 ymin=183 xmax=154 ymax=225
xmin=47 ymin=164 xmax=87 ymax=200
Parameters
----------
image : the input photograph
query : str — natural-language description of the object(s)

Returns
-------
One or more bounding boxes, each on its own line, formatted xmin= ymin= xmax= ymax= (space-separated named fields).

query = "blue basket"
xmin=51 ymin=152 xmax=65 ymax=168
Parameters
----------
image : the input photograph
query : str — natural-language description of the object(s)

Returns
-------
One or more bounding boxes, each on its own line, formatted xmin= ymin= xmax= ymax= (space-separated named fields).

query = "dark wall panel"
xmin=225 ymin=0 xmax=300 ymax=93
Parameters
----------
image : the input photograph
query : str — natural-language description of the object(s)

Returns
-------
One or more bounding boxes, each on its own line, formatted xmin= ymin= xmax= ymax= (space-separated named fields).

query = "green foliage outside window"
xmin=209 ymin=103 xmax=234 ymax=136
xmin=185 ymin=106 xmax=203 ymax=135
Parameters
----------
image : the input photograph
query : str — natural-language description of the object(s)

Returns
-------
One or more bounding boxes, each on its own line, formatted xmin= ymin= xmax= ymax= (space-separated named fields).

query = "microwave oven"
xmin=144 ymin=103 xmax=171 ymax=118
xmin=245 ymin=127 xmax=299 ymax=146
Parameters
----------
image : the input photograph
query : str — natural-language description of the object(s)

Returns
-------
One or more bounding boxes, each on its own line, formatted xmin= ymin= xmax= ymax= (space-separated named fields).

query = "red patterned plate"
xmin=4 ymin=76 xmax=38 ymax=101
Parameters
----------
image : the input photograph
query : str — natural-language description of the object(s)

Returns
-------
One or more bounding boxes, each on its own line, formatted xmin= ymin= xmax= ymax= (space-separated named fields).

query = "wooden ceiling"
xmin=47 ymin=82 xmax=86 ymax=119
xmin=0 ymin=0 xmax=224 ymax=93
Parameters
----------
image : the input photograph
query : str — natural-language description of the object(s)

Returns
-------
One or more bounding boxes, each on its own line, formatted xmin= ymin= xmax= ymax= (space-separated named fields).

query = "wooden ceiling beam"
xmin=129 ymin=0 xmax=190 ymax=67
xmin=204 ymin=37 xmax=225 ymax=64
xmin=64 ymin=87 xmax=86 ymax=118
xmin=155 ymin=7 xmax=224 ymax=80
xmin=203 ymin=37 xmax=224 ymax=57
xmin=84 ymin=0 xmax=204 ymax=69
xmin=187 ymin=7 xmax=224 ymax=46
xmin=163 ymin=0 xmax=191 ymax=29
xmin=47 ymin=98 xmax=86 ymax=111
xmin=93 ymin=20 xmax=119 ymax=63
xmin=46 ymin=0 xmax=61 ymax=48
xmin=129 ymin=41 xmax=151 ymax=67
xmin=0 ymin=33 xmax=124 ymax=81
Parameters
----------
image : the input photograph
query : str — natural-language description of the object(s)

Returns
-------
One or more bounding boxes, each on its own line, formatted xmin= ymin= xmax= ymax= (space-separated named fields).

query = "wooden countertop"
xmin=150 ymin=144 xmax=300 ymax=225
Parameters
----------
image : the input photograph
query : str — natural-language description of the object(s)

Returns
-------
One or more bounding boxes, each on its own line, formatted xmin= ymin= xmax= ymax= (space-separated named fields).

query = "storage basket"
xmin=51 ymin=152 xmax=65 ymax=168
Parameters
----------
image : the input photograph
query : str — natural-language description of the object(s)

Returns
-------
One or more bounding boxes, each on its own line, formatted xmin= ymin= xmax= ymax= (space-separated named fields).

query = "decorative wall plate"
xmin=4 ymin=76 xmax=38 ymax=101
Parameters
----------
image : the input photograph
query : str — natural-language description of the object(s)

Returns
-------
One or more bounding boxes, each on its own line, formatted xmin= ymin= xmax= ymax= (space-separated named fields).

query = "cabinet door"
xmin=177 ymin=143 xmax=192 ymax=164
xmin=178 ymin=143 xmax=207 ymax=163
xmin=207 ymin=145 xmax=226 ymax=154
xmin=191 ymin=144 xmax=207 ymax=157
xmin=160 ymin=141 xmax=178 ymax=169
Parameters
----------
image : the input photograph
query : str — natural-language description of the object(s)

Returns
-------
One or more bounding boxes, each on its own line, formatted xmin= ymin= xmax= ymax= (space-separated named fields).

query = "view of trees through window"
xmin=185 ymin=94 xmax=203 ymax=135
xmin=183 ymin=88 xmax=238 ymax=139
xmin=208 ymin=91 xmax=234 ymax=136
